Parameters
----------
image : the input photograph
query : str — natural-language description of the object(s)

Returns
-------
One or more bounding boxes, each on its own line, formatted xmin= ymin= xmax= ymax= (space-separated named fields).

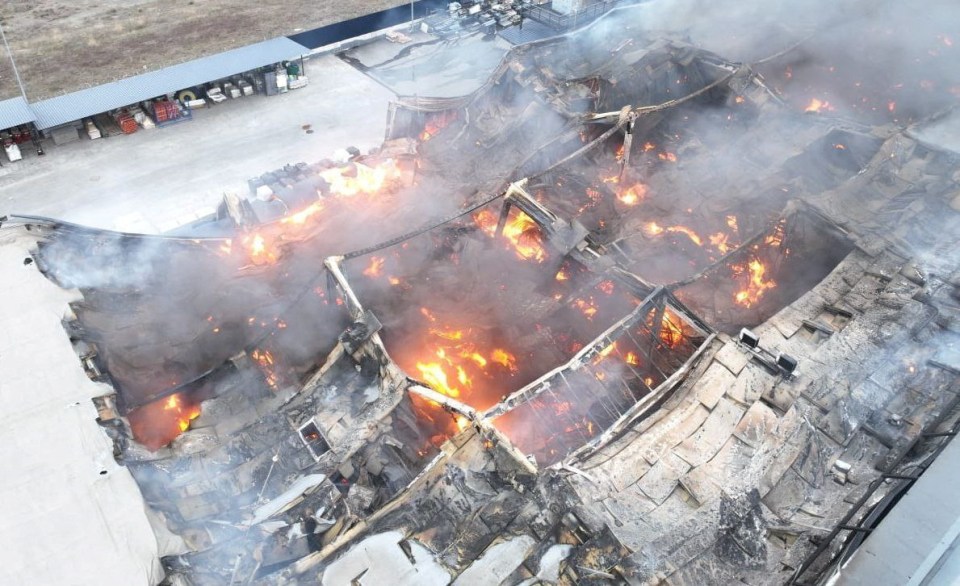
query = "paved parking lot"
xmin=0 ymin=55 xmax=394 ymax=233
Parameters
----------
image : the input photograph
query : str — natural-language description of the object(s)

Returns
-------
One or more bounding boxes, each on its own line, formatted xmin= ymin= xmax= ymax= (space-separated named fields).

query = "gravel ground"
xmin=0 ymin=0 xmax=408 ymax=101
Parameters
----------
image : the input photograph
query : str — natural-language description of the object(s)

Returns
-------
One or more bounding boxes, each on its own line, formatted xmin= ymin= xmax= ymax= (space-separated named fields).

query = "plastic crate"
xmin=115 ymin=113 xmax=138 ymax=134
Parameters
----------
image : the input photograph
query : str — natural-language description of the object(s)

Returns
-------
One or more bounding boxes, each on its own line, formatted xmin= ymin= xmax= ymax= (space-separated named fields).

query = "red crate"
xmin=115 ymin=113 xmax=138 ymax=134
xmin=153 ymin=100 xmax=179 ymax=123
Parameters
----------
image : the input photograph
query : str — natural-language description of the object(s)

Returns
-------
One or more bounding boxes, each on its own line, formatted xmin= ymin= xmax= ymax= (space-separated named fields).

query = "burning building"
xmin=2 ymin=2 xmax=959 ymax=584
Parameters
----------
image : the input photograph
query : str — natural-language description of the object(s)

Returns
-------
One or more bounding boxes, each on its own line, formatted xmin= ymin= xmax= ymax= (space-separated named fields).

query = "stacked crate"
xmin=153 ymin=100 xmax=180 ymax=124
xmin=114 ymin=110 xmax=138 ymax=134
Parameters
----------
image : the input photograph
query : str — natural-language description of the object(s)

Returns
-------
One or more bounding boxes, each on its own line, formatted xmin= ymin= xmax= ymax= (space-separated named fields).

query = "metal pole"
xmin=0 ymin=21 xmax=27 ymax=101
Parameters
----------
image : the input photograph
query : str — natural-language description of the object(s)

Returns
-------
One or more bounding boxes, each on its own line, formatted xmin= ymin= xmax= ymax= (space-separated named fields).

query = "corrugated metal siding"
xmin=30 ymin=37 xmax=308 ymax=130
xmin=0 ymin=97 xmax=36 ymax=130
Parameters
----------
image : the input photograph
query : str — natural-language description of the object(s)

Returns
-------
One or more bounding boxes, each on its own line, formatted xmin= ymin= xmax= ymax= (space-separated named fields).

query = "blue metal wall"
xmin=288 ymin=0 xmax=448 ymax=49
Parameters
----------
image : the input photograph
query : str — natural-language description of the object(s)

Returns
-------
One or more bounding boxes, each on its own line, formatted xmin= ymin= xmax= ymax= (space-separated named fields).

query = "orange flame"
xmin=280 ymin=200 xmax=325 ymax=225
xmin=242 ymin=233 xmax=278 ymax=265
xmin=430 ymin=327 xmax=464 ymax=341
xmin=319 ymin=160 xmax=402 ymax=197
xmin=162 ymin=393 xmax=202 ymax=433
xmin=647 ymin=223 xmax=703 ymax=246
xmin=734 ymin=259 xmax=777 ymax=308
xmin=592 ymin=341 xmax=618 ymax=365
xmin=419 ymin=111 xmax=457 ymax=142
xmin=410 ymin=316 xmax=522 ymax=411
xmin=660 ymin=312 xmax=685 ymax=348
xmin=251 ymin=348 xmax=280 ymax=389
xmin=709 ymin=232 xmax=731 ymax=254
xmin=363 ymin=256 xmax=385 ymax=277
xmin=573 ymin=297 xmax=599 ymax=320
xmin=617 ymin=183 xmax=647 ymax=206
xmin=417 ymin=360 xmax=460 ymax=398
xmin=473 ymin=208 xmax=547 ymax=263
xmin=804 ymin=98 xmax=835 ymax=113
xmin=491 ymin=348 xmax=518 ymax=372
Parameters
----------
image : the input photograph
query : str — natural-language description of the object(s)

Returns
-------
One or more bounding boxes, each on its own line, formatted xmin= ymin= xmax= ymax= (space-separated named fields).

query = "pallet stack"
xmin=114 ymin=110 xmax=138 ymax=134
xmin=153 ymin=100 xmax=181 ymax=124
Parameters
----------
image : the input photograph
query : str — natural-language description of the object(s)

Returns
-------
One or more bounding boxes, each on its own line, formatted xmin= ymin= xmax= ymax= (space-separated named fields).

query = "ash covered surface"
xmin=8 ymin=0 xmax=960 ymax=584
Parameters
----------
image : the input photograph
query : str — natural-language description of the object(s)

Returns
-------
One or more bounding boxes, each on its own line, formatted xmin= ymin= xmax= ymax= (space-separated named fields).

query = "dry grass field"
xmin=0 ymin=0 xmax=407 ymax=101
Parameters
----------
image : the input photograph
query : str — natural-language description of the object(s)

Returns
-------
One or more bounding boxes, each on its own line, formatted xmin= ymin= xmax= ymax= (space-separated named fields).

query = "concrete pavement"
xmin=0 ymin=55 xmax=395 ymax=233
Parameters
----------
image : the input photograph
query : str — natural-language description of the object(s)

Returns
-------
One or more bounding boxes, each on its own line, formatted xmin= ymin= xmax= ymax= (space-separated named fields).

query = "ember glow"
xmin=734 ymin=259 xmax=777 ymax=308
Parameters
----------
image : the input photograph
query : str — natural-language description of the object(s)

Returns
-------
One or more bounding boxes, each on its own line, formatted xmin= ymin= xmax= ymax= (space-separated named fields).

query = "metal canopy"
xmin=0 ymin=97 xmax=35 ymax=130
xmin=29 ymin=37 xmax=308 ymax=130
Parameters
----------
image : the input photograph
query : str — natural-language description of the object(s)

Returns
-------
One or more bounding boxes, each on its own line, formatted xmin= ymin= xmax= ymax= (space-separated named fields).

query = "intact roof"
xmin=30 ymin=37 xmax=308 ymax=130
xmin=836 ymin=433 xmax=960 ymax=586
xmin=0 ymin=97 xmax=34 ymax=129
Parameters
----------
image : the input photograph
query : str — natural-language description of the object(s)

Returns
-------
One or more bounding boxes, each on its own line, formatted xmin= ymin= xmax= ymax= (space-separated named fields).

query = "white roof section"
xmin=30 ymin=37 xmax=308 ymax=129
xmin=0 ymin=230 xmax=162 ymax=585
xmin=835 ymin=433 xmax=960 ymax=585
xmin=0 ymin=97 xmax=35 ymax=129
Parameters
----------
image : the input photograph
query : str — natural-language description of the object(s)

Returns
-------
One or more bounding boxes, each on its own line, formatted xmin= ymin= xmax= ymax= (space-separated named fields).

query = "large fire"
xmin=319 ymin=160 xmax=403 ymax=197
xmin=232 ymin=159 xmax=404 ymax=265
xmin=733 ymin=259 xmax=777 ymax=307
xmin=410 ymin=320 xmax=519 ymax=410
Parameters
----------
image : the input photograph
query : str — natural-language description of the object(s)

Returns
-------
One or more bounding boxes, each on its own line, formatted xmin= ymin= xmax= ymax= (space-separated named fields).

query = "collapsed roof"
xmin=6 ymin=4 xmax=960 ymax=584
